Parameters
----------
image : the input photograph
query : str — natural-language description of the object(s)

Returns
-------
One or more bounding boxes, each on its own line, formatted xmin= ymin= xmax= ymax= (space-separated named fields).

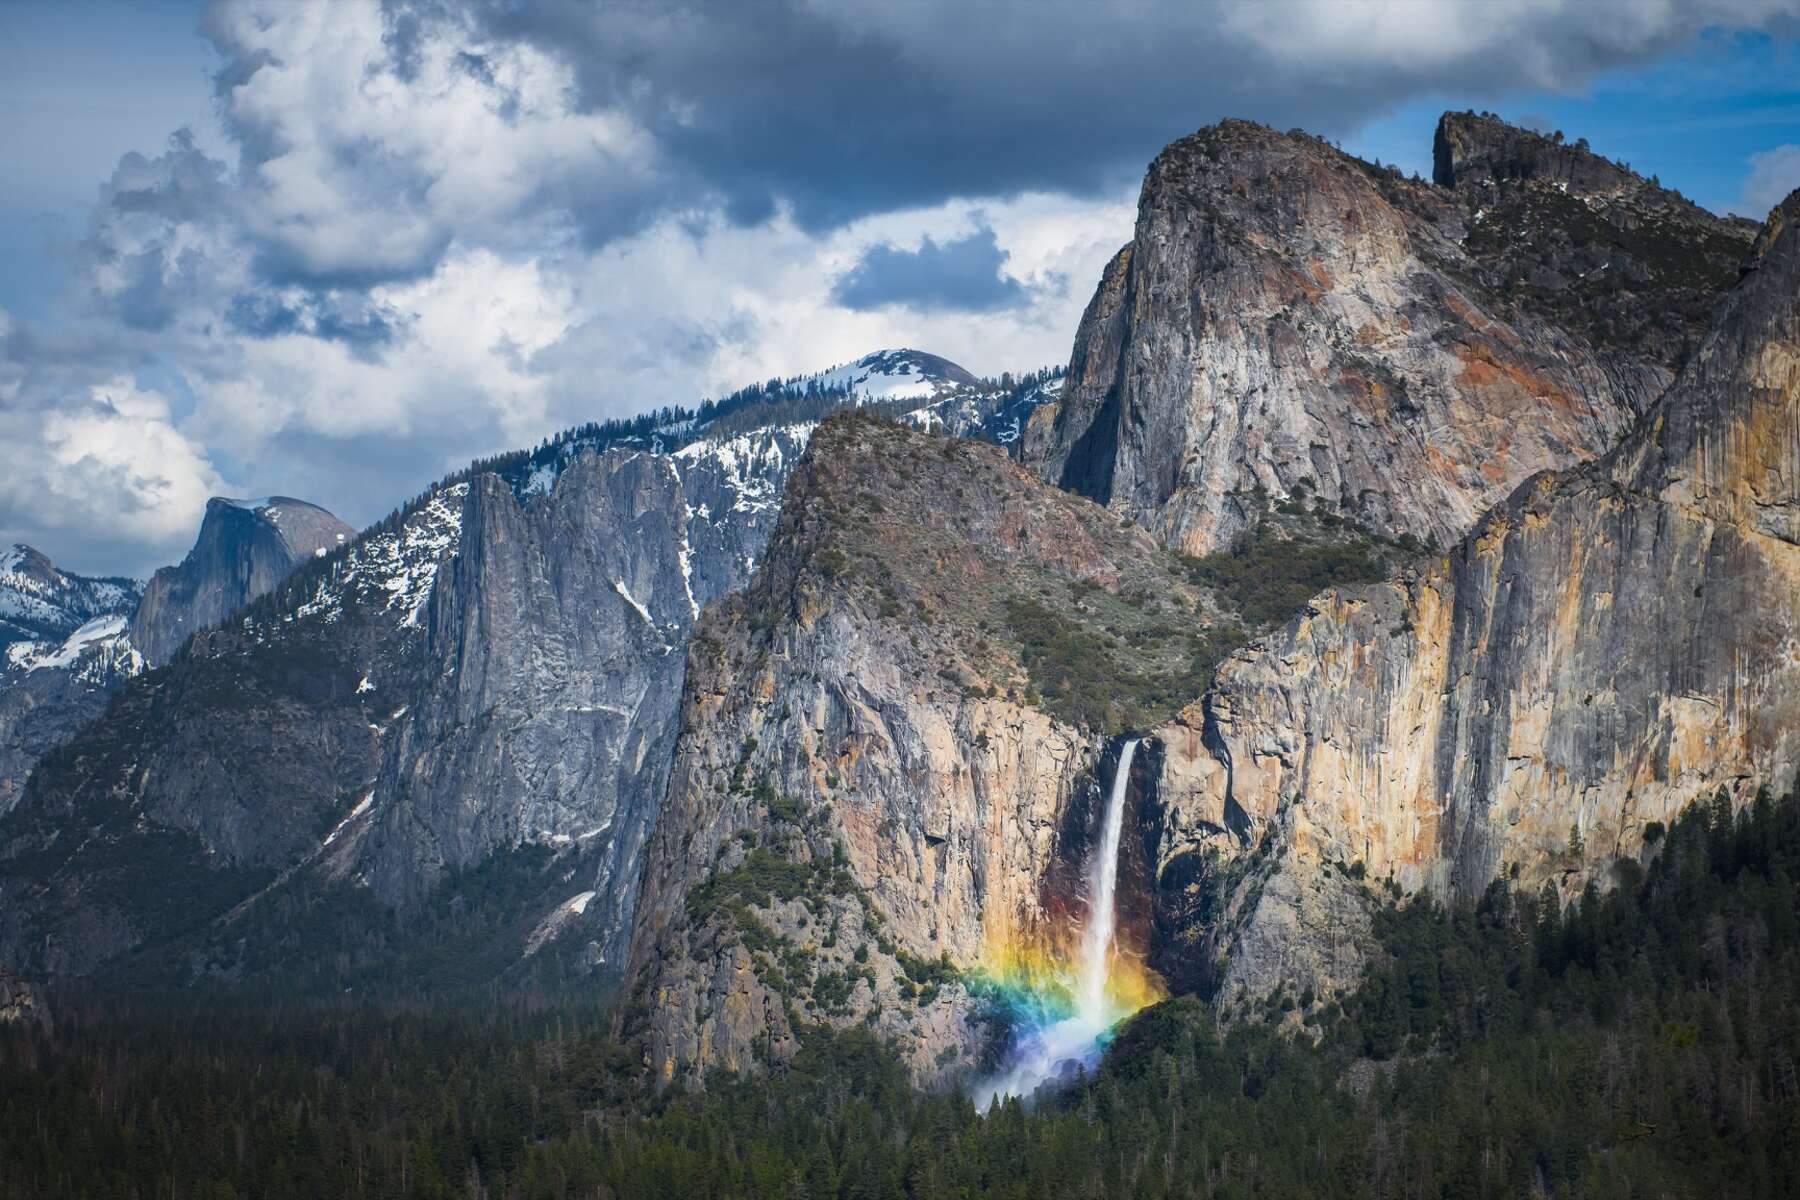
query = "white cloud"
xmin=0 ymin=375 xmax=229 ymax=569
xmin=207 ymin=0 xmax=664 ymax=284
xmin=1743 ymin=144 xmax=1800 ymax=216
xmin=190 ymin=249 xmax=579 ymax=462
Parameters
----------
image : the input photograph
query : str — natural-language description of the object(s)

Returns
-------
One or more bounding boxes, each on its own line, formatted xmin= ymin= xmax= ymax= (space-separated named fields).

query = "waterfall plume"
xmin=976 ymin=738 xmax=1160 ymax=1108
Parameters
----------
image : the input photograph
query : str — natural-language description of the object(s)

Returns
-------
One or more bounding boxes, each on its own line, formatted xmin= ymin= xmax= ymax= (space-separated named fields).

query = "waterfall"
xmin=979 ymin=738 xmax=1140 ymax=1108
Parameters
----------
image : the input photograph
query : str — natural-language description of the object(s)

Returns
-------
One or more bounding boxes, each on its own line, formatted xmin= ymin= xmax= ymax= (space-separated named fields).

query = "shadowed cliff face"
xmin=0 ymin=358 xmax=1055 ymax=989
xmin=1148 ymin=188 xmax=1800 ymax=1014
xmin=1022 ymin=116 xmax=1754 ymax=558
xmin=350 ymin=454 xmax=697 ymax=970
xmin=1 ymin=498 xmax=355 ymax=815
xmin=132 ymin=498 xmax=355 ymax=667
xmin=1433 ymin=111 xmax=1760 ymax=374
xmin=624 ymin=415 xmax=1214 ymax=1086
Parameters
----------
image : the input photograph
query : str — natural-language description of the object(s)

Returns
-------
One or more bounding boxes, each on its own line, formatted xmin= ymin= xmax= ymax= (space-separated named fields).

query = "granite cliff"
xmin=0 ymin=497 xmax=356 ymax=817
xmin=1145 ymin=185 xmax=1800 ymax=1014
xmin=0 ymin=354 xmax=1051 ymax=986
xmin=1021 ymin=115 xmax=1754 ymax=556
xmin=624 ymin=414 xmax=1220 ymax=1084
xmin=624 ymin=115 xmax=1786 ymax=1081
xmin=131 ymin=496 xmax=354 ymax=667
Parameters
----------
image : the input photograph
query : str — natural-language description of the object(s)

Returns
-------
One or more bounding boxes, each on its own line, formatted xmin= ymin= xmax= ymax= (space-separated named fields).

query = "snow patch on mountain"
xmin=674 ymin=422 xmax=817 ymax=515
xmin=5 ymin=615 xmax=143 ymax=685
xmin=286 ymin=483 xmax=469 ymax=630
xmin=798 ymin=348 xmax=980 ymax=404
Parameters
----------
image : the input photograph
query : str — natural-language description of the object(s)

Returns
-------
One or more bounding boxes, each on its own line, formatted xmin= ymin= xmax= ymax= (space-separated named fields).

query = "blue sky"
xmin=0 ymin=0 xmax=218 ymax=311
xmin=1 ymin=1 xmax=1798 ymax=575
xmin=1346 ymin=31 xmax=1800 ymax=215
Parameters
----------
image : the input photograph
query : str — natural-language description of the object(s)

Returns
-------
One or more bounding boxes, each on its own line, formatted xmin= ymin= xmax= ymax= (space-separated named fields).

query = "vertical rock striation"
xmin=352 ymin=451 xmax=696 ymax=968
xmin=624 ymin=415 xmax=1211 ymax=1084
xmin=1148 ymin=188 xmax=1800 ymax=1012
xmin=0 ymin=358 xmax=1039 ymax=985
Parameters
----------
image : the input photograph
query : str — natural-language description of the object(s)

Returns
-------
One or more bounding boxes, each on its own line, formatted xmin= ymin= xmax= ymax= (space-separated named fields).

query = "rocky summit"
xmin=625 ymin=412 xmax=1219 ymax=1083
xmin=131 ymin=496 xmax=355 ymax=667
xmin=1148 ymin=183 xmax=1800 ymax=1015
xmin=1021 ymin=115 xmax=1754 ymax=558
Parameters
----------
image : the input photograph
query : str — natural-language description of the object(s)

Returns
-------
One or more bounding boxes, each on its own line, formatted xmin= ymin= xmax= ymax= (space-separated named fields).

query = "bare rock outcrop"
xmin=1023 ymin=116 xmax=1753 ymax=557
xmin=132 ymin=497 xmax=354 ymax=667
xmin=0 ymin=966 xmax=46 ymax=1028
xmin=1148 ymin=188 xmax=1800 ymax=1012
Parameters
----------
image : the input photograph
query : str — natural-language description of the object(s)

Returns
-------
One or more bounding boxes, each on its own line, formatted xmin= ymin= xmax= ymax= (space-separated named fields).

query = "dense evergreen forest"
xmin=3 ymin=785 xmax=1797 ymax=1199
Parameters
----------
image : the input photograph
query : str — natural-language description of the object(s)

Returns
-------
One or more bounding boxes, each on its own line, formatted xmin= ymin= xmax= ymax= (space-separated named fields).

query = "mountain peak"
xmin=0 ymin=545 xmax=55 ymax=583
xmin=1432 ymin=110 xmax=1648 ymax=196
xmin=133 ymin=493 xmax=355 ymax=665
xmin=804 ymin=348 xmax=980 ymax=401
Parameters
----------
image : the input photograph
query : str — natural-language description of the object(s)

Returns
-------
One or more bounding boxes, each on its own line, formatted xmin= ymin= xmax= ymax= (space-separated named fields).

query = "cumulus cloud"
xmin=1743 ymin=144 xmax=1800 ymax=215
xmin=6 ymin=0 xmax=1800 ymax=573
xmin=205 ymin=0 xmax=665 ymax=286
xmin=0 ymin=337 xmax=229 ymax=574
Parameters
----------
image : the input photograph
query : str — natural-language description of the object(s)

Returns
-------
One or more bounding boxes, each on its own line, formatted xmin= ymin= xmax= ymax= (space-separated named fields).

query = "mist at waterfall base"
xmin=972 ymin=739 xmax=1165 ymax=1109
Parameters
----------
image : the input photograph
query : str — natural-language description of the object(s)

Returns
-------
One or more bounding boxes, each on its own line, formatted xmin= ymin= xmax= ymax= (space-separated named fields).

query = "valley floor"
xmin=4 ymin=784 xmax=1797 ymax=1200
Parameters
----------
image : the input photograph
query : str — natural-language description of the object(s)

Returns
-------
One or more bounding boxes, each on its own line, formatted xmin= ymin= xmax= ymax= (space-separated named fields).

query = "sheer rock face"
xmin=0 ymin=452 xmax=698 ymax=977
xmin=131 ymin=497 xmax=354 ymax=667
xmin=351 ymin=453 xmax=696 ymax=967
xmin=1147 ymin=189 xmax=1800 ymax=1013
xmin=625 ymin=416 xmax=1201 ymax=1085
xmin=1022 ymin=117 xmax=1751 ymax=557
xmin=0 ymin=417 xmax=939 ymax=982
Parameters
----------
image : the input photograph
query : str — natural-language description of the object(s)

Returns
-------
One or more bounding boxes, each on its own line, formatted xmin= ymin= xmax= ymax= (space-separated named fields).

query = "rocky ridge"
xmin=1435 ymin=110 xmax=1760 ymax=373
xmin=625 ymin=413 xmax=1218 ymax=1084
xmin=0 ymin=548 xmax=142 ymax=815
xmin=1021 ymin=116 xmax=1753 ymax=557
xmin=0 ymin=495 xmax=356 ymax=818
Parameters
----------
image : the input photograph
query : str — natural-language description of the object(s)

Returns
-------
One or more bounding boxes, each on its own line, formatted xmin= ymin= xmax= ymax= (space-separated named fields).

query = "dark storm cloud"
xmin=832 ymin=229 xmax=1027 ymax=313
xmin=225 ymin=293 xmax=400 ymax=352
xmin=457 ymin=0 xmax=1800 ymax=243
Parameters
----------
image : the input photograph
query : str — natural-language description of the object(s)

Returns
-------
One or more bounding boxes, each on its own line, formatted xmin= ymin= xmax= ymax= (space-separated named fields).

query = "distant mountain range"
xmin=0 ymin=349 xmax=1062 ymax=984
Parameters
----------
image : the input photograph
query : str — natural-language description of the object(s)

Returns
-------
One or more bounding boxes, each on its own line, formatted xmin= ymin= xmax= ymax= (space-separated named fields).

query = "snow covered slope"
xmin=0 ymin=548 xmax=142 ymax=815
xmin=0 ymin=547 xmax=138 ymax=648
xmin=801 ymin=348 xmax=981 ymax=401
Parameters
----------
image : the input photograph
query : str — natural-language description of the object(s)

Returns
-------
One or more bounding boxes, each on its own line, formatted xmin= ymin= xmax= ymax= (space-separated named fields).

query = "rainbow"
xmin=968 ymin=739 xmax=1166 ymax=1105
xmin=966 ymin=926 xmax=1166 ymax=1039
